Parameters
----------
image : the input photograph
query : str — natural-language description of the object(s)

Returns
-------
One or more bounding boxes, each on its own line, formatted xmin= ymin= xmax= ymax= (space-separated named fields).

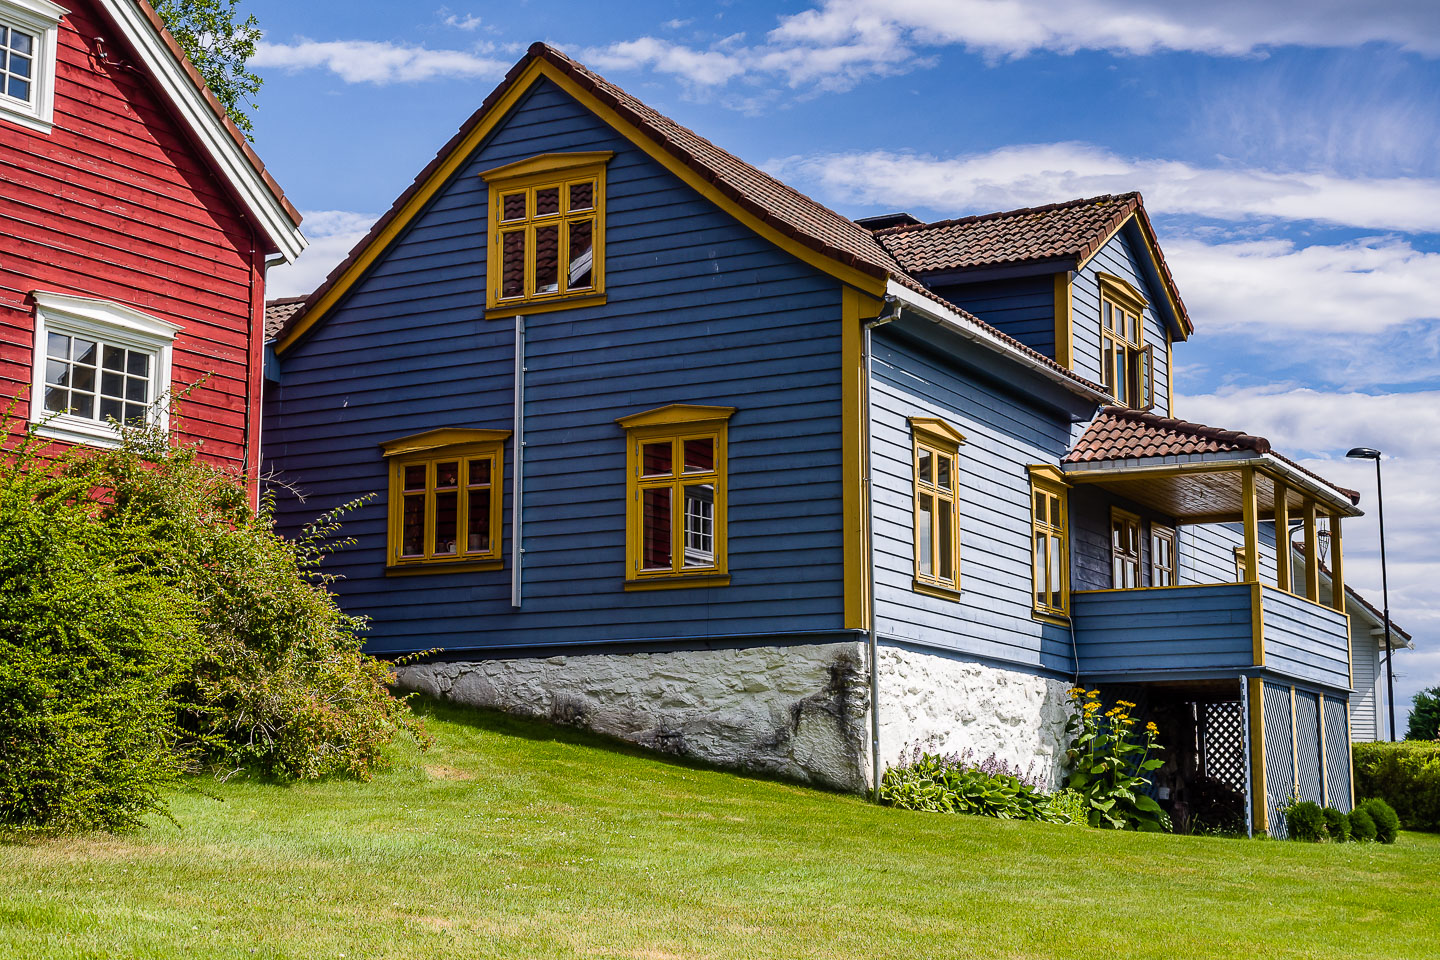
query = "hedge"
xmin=1352 ymin=741 xmax=1440 ymax=831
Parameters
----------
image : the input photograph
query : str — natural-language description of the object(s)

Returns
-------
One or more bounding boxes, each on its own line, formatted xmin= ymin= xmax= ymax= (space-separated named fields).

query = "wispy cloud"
xmin=767 ymin=143 xmax=1440 ymax=233
xmin=266 ymin=210 xmax=376 ymax=299
xmin=439 ymin=11 xmax=484 ymax=31
xmin=582 ymin=37 xmax=749 ymax=87
xmin=253 ymin=39 xmax=508 ymax=84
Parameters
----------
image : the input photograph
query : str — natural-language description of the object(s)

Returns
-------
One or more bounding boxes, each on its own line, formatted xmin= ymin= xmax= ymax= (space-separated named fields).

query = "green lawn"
xmin=2 ymin=699 xmax=1434 ymax=960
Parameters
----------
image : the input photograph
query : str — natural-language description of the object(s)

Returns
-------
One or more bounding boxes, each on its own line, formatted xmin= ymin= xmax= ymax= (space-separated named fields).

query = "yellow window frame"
xmin=380 ymin=428 xmax=510 ymax=573
xmin=1150 ymin=523 xmax=1177 ymax=586
xmin=1110 ymin=506 xmax=1142 ymax=589
xmin=480 ymin=151 xmax=611 ymax=315
xmin=1098 ymin=273 xmax=1152 ymax=409
xmin=1028 ymin=465 xmax=1070 ymax=620
xmin=616 ymin=404 xmax=735 ymax=591
xmin=909 ymin=417 xmax=965 ymax=598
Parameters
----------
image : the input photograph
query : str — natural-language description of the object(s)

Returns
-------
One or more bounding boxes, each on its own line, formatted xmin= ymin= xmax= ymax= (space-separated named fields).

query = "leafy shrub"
xmin=1348 ymin=806 xmax=1378 ymax=842
xmin=1353 ymin=740 xmax=1440 ymax=831
xmin=1406 ymin=686 xmax=1440 ymax=741
xmin=1283 ymin=800 xmax=1326 ymax=842
xmin=1042 ymin=788 xmax=1089 ymax=826
xmin=1359 ymin=797 xmax=1400 ymax=844
xmin=1322 ymin=807 xmax=1351 ymax=842
xmin=1063 ymin=688 xmax=1168 ymax=831
xmin=0 ymin=429 xmax=202 ymax=833
xmin=880 ymin=745 xmax=1062 ymax=822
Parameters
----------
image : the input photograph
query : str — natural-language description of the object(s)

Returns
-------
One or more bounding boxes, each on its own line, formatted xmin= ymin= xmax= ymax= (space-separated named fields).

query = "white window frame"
xmin=0 ymin=0 xmax=66 ymax=134
xmin=29 ymin=290 xmax=179 ymax=448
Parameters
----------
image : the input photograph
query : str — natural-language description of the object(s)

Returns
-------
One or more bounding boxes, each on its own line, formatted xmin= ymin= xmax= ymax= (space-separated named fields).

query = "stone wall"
xmin=875 ymin=644 xmax=1073 ymax=789
xmin=394 ymin=641 xmax=871 ymax=792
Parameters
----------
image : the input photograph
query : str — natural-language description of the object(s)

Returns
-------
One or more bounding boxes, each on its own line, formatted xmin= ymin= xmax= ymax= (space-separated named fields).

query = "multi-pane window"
xmin=43 ymin=332 xmax=154 ymax=427
xmin=482 ymin=152 xmax=609 ymax=312
xmin=1 ymin=21 xmax=34 ymax=104
xmin=1150 ymin=524 xmax=1177 ymax=586
xmin=1111 ymin=509 xmax=1141 ymax=589
xmin=1099 ymin=276 xmax=1155 ymax=410
xmin=1233 ymin=547 xmax=1248 ymax=584
xmin=381 ymin=431 xmax=507 ymax=571
xmin=619 ymin=404 xmax=733 ymax=587
xmin=1030 ymin=471 xmax=1069 ymax=618
xmin=910 ymin=418 xmax=965 ymax=594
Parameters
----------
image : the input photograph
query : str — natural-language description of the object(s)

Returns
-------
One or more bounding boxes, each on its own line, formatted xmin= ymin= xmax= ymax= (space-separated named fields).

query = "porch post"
xmin=1303 ymin=500 xmax=1321 ymax=602
xmin=1273 ymin=478 xmax=1291 ymax=592
xmin=1247 ymin=676 xmax=1268 ymax=835
xmin=1329 ymin=515 xmax=1345 ymax=611
xmin=1241 ymin=467 xmax=1259 ymax=583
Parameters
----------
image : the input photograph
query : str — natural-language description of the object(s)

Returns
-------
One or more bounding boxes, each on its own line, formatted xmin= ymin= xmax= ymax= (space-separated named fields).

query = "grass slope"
xmin=1 ymin=698 xmax=1434 ymax=959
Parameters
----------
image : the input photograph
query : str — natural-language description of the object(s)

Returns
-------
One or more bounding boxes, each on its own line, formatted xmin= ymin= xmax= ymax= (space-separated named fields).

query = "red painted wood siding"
xmin=0 ymin=0 xmax=264 ymax=495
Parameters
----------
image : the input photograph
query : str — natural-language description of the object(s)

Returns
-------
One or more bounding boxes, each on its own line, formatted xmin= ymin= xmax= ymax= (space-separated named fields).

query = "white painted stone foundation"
xmin=874 ymin=645 xmax=1073 ymax=790
xmin=394 ymin=641 xmax=871 ymax=792
xmin=394 ymin=640 xmax=1073 ymax=793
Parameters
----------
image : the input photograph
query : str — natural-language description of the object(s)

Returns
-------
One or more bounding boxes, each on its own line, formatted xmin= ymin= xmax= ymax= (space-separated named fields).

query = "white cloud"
xmin=266 ymin=210 xmax=377 ymax=299
xmin=1165 ymin=237 xmax=1440 ymax=337
xmin=441 ymin=12 xmax=483 ymax=31
xmin=253 ymin=39 xmax=508 ymax=85
xmin=581 ymin=37 xmax=748 ymax=87
xmin=768 ymin=143 xmax=1440 ymax=233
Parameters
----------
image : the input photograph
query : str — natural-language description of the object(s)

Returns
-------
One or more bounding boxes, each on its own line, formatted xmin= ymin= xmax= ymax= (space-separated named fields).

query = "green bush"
xmin=1 ymin=412 xmax=427 ymax=833
xmin=1353 ymin=740 xmax=1440 ymax=831
xmin=1322 ymin=807 xmax=1351 ymax=842
xmin=1406 ymin=687 xmax=1440 ymax=741
xmin=0 ymin=429 xmax=202 ymax=833
xmin=880 ymin=745 xmax=1061 ymax=822
xmin=1063 ymin=689 xmax=1168 ymax=831
xmin=1359 ymin=797 xmax=1400 ymax=844
xmin=1348 ymin=807 xmax=1378 ymax=842
xmin=1283 ymin=800 xmax=1326 ymax=842
xmin=1041 ymin=788 xmax=1089 ymax=826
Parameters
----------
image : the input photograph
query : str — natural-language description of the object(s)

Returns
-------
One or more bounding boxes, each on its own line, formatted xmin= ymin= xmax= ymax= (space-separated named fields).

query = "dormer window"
xmin=1098 ymin=273 xmax=1154 ymax=410
xmin=480 ymin=151 xmax=610 ymax=316
xmin=0 ymin=0 xmax=64 ymax=134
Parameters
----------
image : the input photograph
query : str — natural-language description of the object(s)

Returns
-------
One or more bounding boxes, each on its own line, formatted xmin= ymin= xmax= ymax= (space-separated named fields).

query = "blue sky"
xmin=246 ymin=0 xmax=1440 ymax=729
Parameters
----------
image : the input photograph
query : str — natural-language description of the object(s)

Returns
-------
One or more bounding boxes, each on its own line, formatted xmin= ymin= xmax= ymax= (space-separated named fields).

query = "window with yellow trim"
xmin=381 ymin=430 xmax=508 ymax=571
xmin=1099 ymin=275 xmax=1155 ymax=410
xmin=1110 ymin=508 xmax=1141 ymax=589
xmin=617 ymin=405 xmax=733 ymax=587
xmin=910 ymin=418 xmax=964 ymax=594
xmin=1030 ymin=471 xmax=1069 ymax=618
xmin=481 ymin=152 xmax=609 ymax=311
xmin=1150 ymin=523 xmax=1177 ymax=586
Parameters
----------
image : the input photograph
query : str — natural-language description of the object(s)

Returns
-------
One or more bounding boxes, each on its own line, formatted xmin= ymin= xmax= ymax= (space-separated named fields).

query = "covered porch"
xmin=1062 ymin=408 xmax=1364 ymax=834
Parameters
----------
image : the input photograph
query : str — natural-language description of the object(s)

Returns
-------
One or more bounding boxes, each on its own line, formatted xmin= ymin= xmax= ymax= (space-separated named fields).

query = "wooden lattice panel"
xmin=1200 ymin=701 xmax=1247 ymax=795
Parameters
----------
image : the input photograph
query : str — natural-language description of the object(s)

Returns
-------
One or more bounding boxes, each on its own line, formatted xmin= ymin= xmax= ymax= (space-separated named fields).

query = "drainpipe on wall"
xmin=512 ymin=314 xmax=526 ymax=608
xmin=862 ymin=295 xmax=901 ymax=801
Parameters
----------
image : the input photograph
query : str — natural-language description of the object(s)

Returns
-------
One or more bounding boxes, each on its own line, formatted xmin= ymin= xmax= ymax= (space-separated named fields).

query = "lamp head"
xmin=1346 ymin=447 xmax=1382 ymax=460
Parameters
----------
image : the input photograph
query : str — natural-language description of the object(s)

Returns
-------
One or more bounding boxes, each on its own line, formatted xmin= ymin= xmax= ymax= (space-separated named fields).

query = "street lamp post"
xmin=1347 ymin=447 xmax=1397 ymax=741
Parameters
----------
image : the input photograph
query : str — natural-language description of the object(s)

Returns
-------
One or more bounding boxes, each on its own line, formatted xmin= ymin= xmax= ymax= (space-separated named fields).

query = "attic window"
xmin=0 ymin=0 xmax=63 ymax=134
xmin=1098 ymin=274 xmax=1154 ymax=410
xmin=481 ymin=151 xmax=611 ymax=316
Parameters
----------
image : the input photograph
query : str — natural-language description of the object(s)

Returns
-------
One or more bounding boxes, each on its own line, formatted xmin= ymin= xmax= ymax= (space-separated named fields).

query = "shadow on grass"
xmin=403 ymin=692 xmax=867 ymax=799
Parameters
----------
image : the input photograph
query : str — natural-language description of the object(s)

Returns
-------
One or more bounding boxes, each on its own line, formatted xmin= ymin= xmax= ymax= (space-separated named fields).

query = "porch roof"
xmin=1063 ymin=407 xmax=1363 ymax=521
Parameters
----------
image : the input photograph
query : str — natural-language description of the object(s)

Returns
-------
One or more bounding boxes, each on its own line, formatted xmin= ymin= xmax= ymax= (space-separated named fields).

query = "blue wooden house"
xmin=263 ymin=43 xmax=1367 ymax=837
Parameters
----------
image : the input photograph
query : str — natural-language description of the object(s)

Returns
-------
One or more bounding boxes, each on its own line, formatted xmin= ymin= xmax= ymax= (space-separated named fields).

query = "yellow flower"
xmin=1105 ymin=708 xmax=1121 ymax=717
xmin=1088 ymin=689 xmax=1100 ymax=697
xmin=1146 ymin=722 xmax=1159 ymax=733
xmin=1117 ymin=700 xmax=1137 ymax=709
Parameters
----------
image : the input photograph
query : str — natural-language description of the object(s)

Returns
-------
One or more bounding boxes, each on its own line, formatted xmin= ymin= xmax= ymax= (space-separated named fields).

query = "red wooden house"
xmin=0 ymin=0 xmax=304 ymax=501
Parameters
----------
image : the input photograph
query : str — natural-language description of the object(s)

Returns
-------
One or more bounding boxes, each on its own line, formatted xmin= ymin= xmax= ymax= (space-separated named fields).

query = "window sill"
xmin=912 ymin=578 xmax=963 ymax=602
xmin=1032 ymin=609 xmax=1071 ymax=626
xmin=486 ymin=292 xmax=606 ymax=318
xmin=624 ymin=573 xmax=730 ymax=592
xmin=385 ymin=559 xmax=503 ymax=577
xmin=0 ymin=106 xmax=52 ymax=135
xmin=31 ymin=417 xmax=124 ymax=449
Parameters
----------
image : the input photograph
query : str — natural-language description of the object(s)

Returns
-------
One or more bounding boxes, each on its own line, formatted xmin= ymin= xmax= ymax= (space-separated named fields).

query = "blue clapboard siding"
xmin=868 ymin=330 xmax=1076 ymax=674
xmin=264 ymin=77 xmax=849 ymax=655
xmin=1180 ymin=521 xmax=1279 ymax=586
xmin=1070 ymin=221 xmax=1173 ymax=415
xmin=928 ymin=275 xmax=1056 ymax=358
xmin=1070 ymin=584 xmax=1255 ymax=677
xmin=1261 ymin=586 xmax=1351 ymax=691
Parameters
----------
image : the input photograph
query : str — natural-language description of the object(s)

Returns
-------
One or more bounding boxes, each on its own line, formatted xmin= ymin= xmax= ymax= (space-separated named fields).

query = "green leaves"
xmin=148 ymin=0 xmax=262 ymax=138
xmin=1061 ymin=689 xmax=1170 ymax=833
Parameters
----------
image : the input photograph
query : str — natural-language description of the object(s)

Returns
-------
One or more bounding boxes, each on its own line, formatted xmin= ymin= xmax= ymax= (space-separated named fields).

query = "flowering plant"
xmin=880 ymin=743 xmax=1065 ymax=821
xmin=1062 ymin=688 xmax=1168 ymax=831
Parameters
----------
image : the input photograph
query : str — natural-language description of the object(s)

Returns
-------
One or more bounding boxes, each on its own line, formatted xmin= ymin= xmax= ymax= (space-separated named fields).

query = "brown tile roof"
xmin=264 ymin=297 xmax=306 ymax=339
xmin=127 ymin=0 xmax=301 ymax=228
xmin=1065 ymin=407 xmax=1361 ymax=505
xmin=270 ymin=43 xmax=1105 ymax=399
xmin=872 ymin=194 xmax=1193 ymax=336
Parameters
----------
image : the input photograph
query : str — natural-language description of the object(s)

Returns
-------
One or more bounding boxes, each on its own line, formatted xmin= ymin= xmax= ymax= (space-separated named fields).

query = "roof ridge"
xmin=870 ymin=192 xmax=1140 ymax=238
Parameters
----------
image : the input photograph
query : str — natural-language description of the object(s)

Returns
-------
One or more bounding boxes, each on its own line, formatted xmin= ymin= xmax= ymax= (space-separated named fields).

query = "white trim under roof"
xmin=94 ymin=0 xmax=305 ymax=262
xmin=1062 ymin=448 xmax=1363 ymax=517
xmin=885 ymin=279 xmax=1109 ymax=404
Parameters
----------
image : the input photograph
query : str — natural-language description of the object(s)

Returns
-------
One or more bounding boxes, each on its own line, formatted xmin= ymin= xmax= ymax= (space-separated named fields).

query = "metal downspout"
xmin=511 ymin=315 xmax=525 ymax=608
xmin=863 ymin=296 xmax=900 ymax=801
